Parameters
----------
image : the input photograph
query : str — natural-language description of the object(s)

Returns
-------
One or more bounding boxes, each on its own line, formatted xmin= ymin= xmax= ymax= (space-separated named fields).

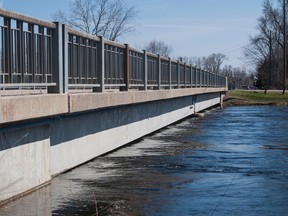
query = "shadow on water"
xmin=1 ymin=106 xmax=288 ymax=216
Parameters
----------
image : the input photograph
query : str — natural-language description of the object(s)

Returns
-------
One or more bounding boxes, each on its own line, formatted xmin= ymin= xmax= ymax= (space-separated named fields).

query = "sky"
xmin=1 ymin=0 xmax=264 ymax=70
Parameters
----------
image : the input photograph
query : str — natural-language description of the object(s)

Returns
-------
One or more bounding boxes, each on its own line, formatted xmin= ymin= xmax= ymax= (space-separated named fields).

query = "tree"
xmin=53 ymin=0 xmax=137 ymax=41
xmin=182 ymin=53 xmax=226 ymax=73
xmin=203 ymin=53 xmax=227 ymax=74
xmin=220 ymin=65 xmax=253 ymax=90
xmin=244 ymin=0 xmax=286 ymax=90
xmin=144 ymin=40 xmax=173 ymax=57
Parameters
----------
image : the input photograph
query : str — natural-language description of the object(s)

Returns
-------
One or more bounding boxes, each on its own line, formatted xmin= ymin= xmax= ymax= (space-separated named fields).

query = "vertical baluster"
xmin=4 ymin=18 xmax=11 ymax=83
xmin=15 ymin=21 xmax=21 ymax=83
xmin=28 ymin=23 xmax=34 ymax=83
xmin=157 ymin=54 xmax=161 ymax=89
xmin=38 ymin=26 xmax=45 ymax=83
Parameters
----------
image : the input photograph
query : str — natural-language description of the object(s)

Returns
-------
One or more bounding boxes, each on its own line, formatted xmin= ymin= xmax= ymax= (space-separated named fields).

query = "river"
xmin=1 ymin=106 xmax=288 ymax=216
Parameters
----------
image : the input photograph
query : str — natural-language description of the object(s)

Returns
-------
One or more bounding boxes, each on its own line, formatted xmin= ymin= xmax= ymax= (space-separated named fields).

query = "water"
xmin=1 ymin=106 xmax=288 ymax=216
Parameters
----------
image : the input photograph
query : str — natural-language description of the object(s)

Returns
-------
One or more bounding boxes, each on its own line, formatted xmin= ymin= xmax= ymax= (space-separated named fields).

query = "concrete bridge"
xmin=0 ymin=8 xmax=227 ymax=204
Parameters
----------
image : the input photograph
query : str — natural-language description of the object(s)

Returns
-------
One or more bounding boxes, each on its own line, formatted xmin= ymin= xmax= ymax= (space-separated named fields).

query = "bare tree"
xmin=53 ymin=0 xmax=137 ymax=41
xmin=144 ymin=40 xmax=173 ymax=57
xmin=203 ymin=53 xmax=227 ymax=73
xmin=243 ymin=0 xmax=285 ymax=89
xmin=220 ymin=65 xmax=253 ymax=89
xmin=185 ymin=53 xmax=226 ymax=73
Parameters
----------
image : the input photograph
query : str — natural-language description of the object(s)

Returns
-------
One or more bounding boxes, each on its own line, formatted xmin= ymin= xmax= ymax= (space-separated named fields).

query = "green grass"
xmin=226 ymin=90 xmax=288 ymax=103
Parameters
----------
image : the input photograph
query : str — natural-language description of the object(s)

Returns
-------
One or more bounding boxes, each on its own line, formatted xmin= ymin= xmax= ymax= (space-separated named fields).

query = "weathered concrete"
xmin=0 ymin=94 xmax=68 ymax=124
xmin=50 ymin=96 xmax=196 ymax=175
xmin=69 ymin=88 xmax=226 ymax=113
xmin=0 ymin=125 xmax=51 ymax=202
xmin=194 ymin=93 xmax=222 ymax=112
xmin=0 ymin=89 xmax=226 ymax=204
xmin=0 ymin=88 xmax=225 ymax=124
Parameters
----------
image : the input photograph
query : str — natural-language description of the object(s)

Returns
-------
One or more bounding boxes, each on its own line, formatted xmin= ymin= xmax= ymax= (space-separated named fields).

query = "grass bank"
xmin=224 ymin=90 xmax=288 ymax=106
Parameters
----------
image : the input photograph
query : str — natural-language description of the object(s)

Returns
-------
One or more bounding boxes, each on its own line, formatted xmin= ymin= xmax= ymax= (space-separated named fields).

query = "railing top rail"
xmin=171 ymin=59 xmax=178 ymax=65
xmin=146 ymin=52 xmax=158 ymax=58
xmin=67 ymin=27 xmax=100 ymax=42
xmin=104 ymin=39 xmax=126 ymax=49
xmin=129 ymin=47 xmax=144 ymax=54
xmin=160 ymin=56 xmax=170 ymax=61
xmin=179 ymin=62 xmax=187 ymax=66
xmin=0 ymin=8 xmax=56 ymax=28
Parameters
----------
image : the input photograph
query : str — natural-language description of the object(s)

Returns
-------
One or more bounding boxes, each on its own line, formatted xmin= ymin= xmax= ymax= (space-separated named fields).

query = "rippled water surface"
xmin=1 ymin=106 xmax=288 ymax=216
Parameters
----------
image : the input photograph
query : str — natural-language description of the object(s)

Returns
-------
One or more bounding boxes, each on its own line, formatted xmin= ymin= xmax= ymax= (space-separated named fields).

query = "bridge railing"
xmin=67 ymin=28 xmax=100 ymax=89
xmin=0 ymin=8 xmax=57 ymax=90
xmin=0 ymin=8 xmax=227 ymax=93
xmin=129 ymin=47 xmax=144 ymax=88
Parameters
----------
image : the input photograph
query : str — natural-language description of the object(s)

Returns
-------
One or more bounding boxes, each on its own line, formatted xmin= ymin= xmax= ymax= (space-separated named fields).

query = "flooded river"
xmin=1 ymin=106 xmax=288 ymax=215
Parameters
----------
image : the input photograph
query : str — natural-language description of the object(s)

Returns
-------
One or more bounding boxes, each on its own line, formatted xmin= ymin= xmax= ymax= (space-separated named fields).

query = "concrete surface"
xmin=0 ymin=94 xmax=68 ymax=124
xmin=0 ymin=89 xmax=225 ymax=204
xmin=0 ymin=125 xmax=51 ymax=202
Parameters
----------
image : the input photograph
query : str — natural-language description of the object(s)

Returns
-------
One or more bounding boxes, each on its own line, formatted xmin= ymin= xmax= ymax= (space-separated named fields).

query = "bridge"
xmin=0 ymin=8 xmax=227 ymax=204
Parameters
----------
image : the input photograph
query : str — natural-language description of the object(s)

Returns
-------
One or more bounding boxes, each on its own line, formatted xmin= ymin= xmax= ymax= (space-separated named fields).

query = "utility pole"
xmin=283 ymin=0 xmax=287 ymax=94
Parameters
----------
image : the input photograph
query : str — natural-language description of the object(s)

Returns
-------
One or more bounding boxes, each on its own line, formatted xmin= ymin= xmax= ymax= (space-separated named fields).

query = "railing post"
xmin=190 ymin=64 xmax=193 ymax=88
xmin=195 ymin=67 xmax=198 ymax=88
xmin=157 ymin=54 xmax=161 ymax=90
xmin=177 ymin=60 xmax=180 ymax=88
xmin=184 ymin=63 xmax=187 ymax=88
xmin=200 ymin=69 xmax=202 ymax=88
xmin=121 ymin=44 xmax=130 ymax=91
xmin=204 ymin=70 xmax=206 ymax=87
xmin=4 ymin=18 xmax=12 ymax=83
xmin=209 ymin=72 xmax=211 ymax=87
xmin=62 ymin=24 xmax=68 ymax=93
xmin=16 ymin=21 xmax=24 ymax=83
xmin=93 ymin=36 xmax=105 ymax=92
xmin=143 ymin=50 xmax=148 ymax=91
xmin=48 ymin=22 xmax=67 ymax=93
xmin=169 ymin=57 xmax=172 ymax=89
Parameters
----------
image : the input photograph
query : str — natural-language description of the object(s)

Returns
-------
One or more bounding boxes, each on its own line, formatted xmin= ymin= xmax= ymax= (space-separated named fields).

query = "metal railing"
xmin=104 ymin=41 xmax=125 ymax=87
xmin=160 ymin=57 xmax=169 ymax=87
xmin=129 ymin=48 xmax=144 ymax=88
xmin=0 ymin=8 xmax=227 ymax=93
xmin=0 ymin=9 xmax=56 ymax=90
xmin=67 ymin=29 xmax=100 ymax=88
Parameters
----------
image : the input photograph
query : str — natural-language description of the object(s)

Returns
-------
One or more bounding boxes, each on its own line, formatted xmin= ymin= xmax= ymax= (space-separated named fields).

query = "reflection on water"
xmin=1 ymin=106 xmax=288 ymax=215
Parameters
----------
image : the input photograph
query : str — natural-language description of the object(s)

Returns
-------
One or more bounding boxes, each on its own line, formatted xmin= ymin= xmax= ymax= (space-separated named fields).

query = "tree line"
xmin=244 ymin=0 xmax=287 ymax=92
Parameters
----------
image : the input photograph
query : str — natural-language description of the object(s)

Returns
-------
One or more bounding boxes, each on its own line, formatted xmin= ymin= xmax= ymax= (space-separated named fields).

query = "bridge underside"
xmin=0 ymin=89 xmax=225 ymax=204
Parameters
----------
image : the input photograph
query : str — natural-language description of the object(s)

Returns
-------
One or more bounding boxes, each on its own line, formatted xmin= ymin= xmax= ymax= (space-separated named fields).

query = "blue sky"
xmin=1 ymin=0 xmax=264 ymax=69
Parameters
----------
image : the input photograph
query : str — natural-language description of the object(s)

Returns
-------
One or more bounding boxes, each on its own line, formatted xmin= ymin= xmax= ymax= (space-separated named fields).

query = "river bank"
xmin=224 ymin=90 xmax=288 ymax=106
